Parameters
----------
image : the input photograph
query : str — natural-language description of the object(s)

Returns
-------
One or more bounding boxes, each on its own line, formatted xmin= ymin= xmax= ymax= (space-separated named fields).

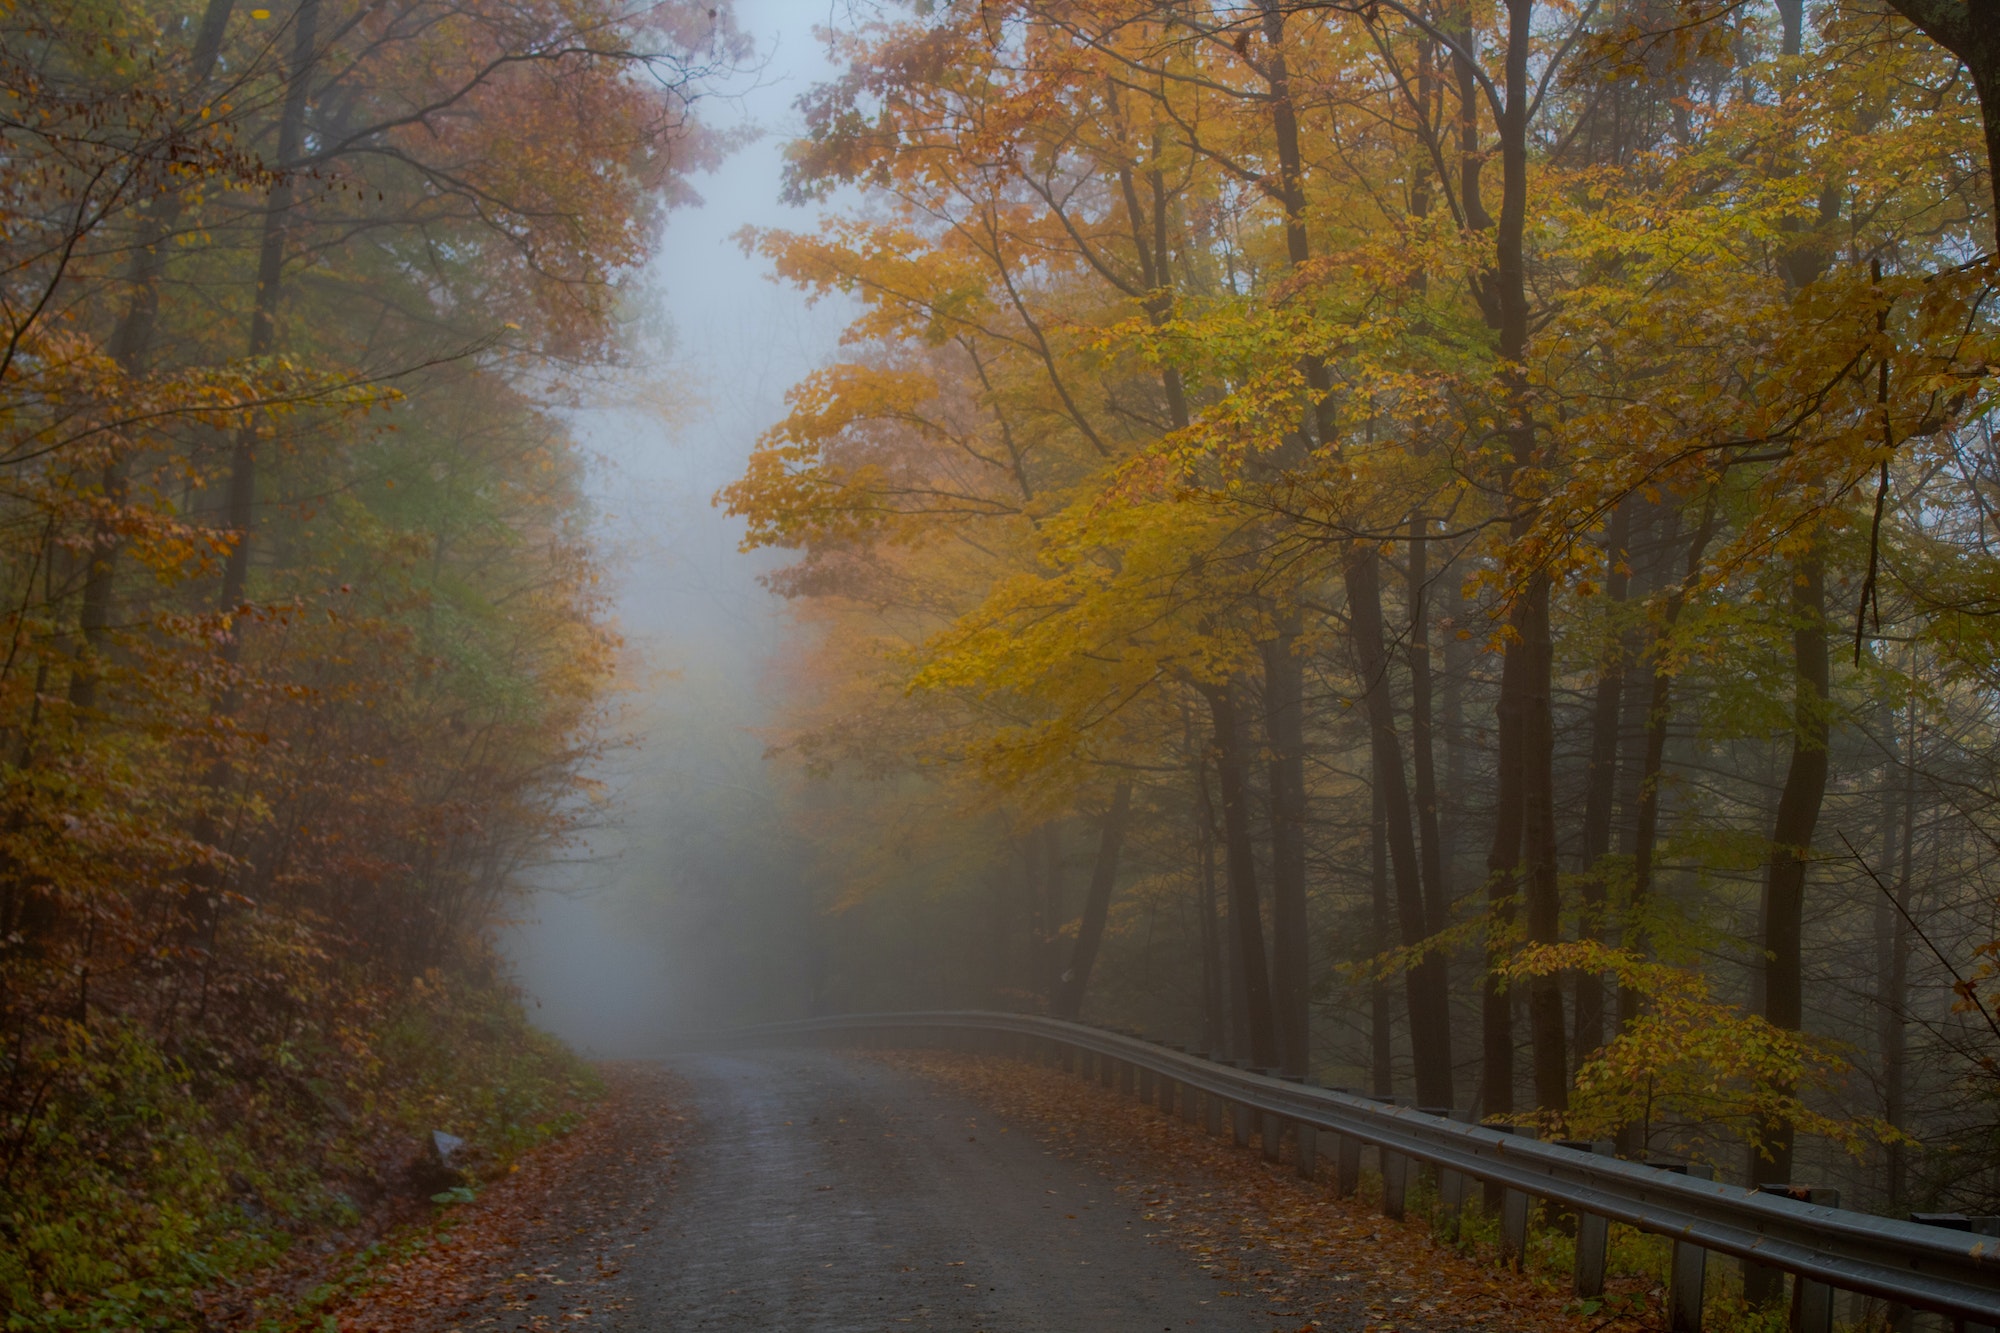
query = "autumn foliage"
xmin=0 ymin=0 xmax=735 ymax=1322
xmin=723 ymin=0 xmax=2000 ymax=1224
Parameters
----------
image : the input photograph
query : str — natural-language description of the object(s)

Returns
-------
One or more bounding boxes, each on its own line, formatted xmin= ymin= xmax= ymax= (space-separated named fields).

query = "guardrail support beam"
xmin=1563 ymin=1140 xmax=1613 ymax=1298
xmin=1500 ymin=1184 xmax=1530 ymax=1267
xmin=1336 ymin=1132 xmax=1361 ymax=1197
xmin=1296 ymin=1123 xmax=1317 ymax=1179
xmin=1381 ymin=1147 xmax=1409 ymax=1221
xmin=1670 ymin=1163 xmax=1713 ymax=1333
xmin=1492 ymin=1123 xmax=1534 ymax=1267
xmin=1914 ymin=1215 xmax=1999 ymax=1333
xmin=1754 ymin=1185 xmax=1839 ymax=1333
xmin=1437 ymin=1111 xmax=1473 ymax=1235
xmin=1791 ymin=1269 xmax=1832 ymax=1333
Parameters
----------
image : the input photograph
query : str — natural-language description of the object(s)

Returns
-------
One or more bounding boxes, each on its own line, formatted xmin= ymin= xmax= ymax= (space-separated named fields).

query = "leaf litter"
xmin=885 ymin=1050 xmax=1627 ymax=1333
xmin=212 ymin=1063 xmax=690 ymax=1332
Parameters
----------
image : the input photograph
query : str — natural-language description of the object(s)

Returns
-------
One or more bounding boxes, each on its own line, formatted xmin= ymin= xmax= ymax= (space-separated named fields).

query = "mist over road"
xmin=613 ymin=1050 xmax=1275 ymax=1331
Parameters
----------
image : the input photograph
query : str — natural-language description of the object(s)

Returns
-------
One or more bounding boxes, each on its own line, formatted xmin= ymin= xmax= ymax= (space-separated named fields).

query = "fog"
xmin=469 ymin=0 xmax=2000 ymax=1228
xmin=502 ymin=1 xmax=851 ymax=1055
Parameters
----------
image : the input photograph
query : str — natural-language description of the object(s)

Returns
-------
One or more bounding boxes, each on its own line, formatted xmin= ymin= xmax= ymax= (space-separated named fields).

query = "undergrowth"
xmin=1414 ymin=1172 xmax=1839 ymax=1333
xmin=0 ymin=961 xmax=595 ymax=1331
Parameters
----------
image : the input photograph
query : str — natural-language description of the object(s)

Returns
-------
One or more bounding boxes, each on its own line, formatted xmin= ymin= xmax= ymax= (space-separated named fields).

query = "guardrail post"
xmin=1139 ymin=1065 xmax=1156 ymax=1102
xmin=1337 ymin=1129 xmax=1361 ymax=1197
xmin=1232 ymin=1100 xmax=1251 ymax=1149
xmin=1416 ymin=1107 xmax=1450 ymax=1197
xmin=1252 ymin=1069 xmax=1282 ymax=1163
xmin=1968 ymin=1218 xmax=2000 ymax=1333
xmin=1159 ymin=1074 xmax=1178 ymax=1116
xmin=1204 ymin=1079 xmax=1224 ymax=1137
xmin=1791 ymin=1268 xmax=1832 ymax=1333
xmin=1782 ymin=1188 xmax=1836 ymax=1333
xmin=1285 ymin=1076 xmax=1315 ymax=1178
xmin=1486 ymin=1123 xmax=1534 ymax=1266
xmin=1501 ymin=1182 xmax=1530 ymax=1267
xmin=1437 ymin=1110 xmax=1472 ymax=1231
xmin=1381 ymin=1146 xmax=1409 ymax=1220
xmin=1912 ymin=1215 xmax=1999 ymax=1333
xmin=1370 ymin=1097 xmax=1407 ymax=1220
xmin=1666 ymin=1162 xmax=1712 ymax=1333
xmin=1560 ymin=1140 xmax=1613 ymax=1298
xmin=1182 ymin=1063 xmax=1203 ymax=1125
xmin=1753 ymin=1185 xmax=1837 ymax=1333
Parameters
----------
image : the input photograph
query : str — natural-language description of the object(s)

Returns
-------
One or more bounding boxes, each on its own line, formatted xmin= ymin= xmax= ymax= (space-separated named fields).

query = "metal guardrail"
xmin=700 ymin=1009 xmax=2000 ymax=1326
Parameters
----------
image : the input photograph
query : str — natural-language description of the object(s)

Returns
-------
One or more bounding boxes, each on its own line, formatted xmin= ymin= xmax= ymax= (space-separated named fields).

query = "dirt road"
xmin=613 ymin=1049 xmax=1276 ymax=1330
xmin=330 ymin=1049 xmax=1592 ymax=1333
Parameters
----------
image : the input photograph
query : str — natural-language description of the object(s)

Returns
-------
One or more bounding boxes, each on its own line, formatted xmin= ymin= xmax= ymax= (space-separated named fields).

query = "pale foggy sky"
xmin=503 ymin=0 xmax=854 ymax=1052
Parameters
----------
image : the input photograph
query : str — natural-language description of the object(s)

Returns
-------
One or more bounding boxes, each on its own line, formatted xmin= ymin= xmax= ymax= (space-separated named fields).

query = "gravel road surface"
xmin=614 ymin=1049 xmax=1279 ymax=1331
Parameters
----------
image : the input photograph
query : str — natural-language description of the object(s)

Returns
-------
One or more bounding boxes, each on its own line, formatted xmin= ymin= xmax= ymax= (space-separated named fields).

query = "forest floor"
xmin=272 ymin=1050 xmax=1651 ymax=1332
xmin=205 ymin=1062 xmax=690 ymax=1332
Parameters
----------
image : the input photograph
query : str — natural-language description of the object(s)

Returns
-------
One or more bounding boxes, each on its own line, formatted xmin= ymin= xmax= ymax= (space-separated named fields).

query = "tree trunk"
xmin=218 ymin=0 xmax=319 ymax=643
xmin=1407 ymin=514 xmax=1451 ymax=943
xmin=1204 ymin=681 xmax=1279 ymax=1068
xmin=1876 ymin=688 xmax=1916 ymax=1206
xmin=1519 ymin=571 xmax=1568 ymax=1114
xmin=1574 ymin=503 xmax=1631 ymax=1064
xmin=1439 ymin=573 xmax=1468 ymax=873
xmin=985 ymin=855 xmax=1011 ymax=1007
xmin=1041 ymin=823 xmax=1067 ymax=1005
xmin=1482 ymin=609 xmax=1525 ymax=1122
xmin=1351 ymin=547 xmax=1455 ymax=1108
xmin=1262 ymin=629 xmax=1311 ymax=1076
xmin=1371 ymin=776 xmax=1394 ymax=1097
xmin=1745 ymin=545 xmax=1830 ymax=1306
xmin=1479 ymin=0 xmax=1555 ymax=1122
xmin=1242 ymin=0 xmax=1317 ymax=1082
xmin=1196 ymin=761 xmax=1226 ymax=1056
xmin=1055 ymin=781 xmax=1134 ymax=1020
xmin=1878 ymin=0 xmax=2000 ymax=248
xmin=72 ymin=0 xmax=239 ymax=711
xmin=1022 ymin=832 xmax=1047 ymax=1007
xmin=1616 ymin=500 xmax=1714 ymax=1059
